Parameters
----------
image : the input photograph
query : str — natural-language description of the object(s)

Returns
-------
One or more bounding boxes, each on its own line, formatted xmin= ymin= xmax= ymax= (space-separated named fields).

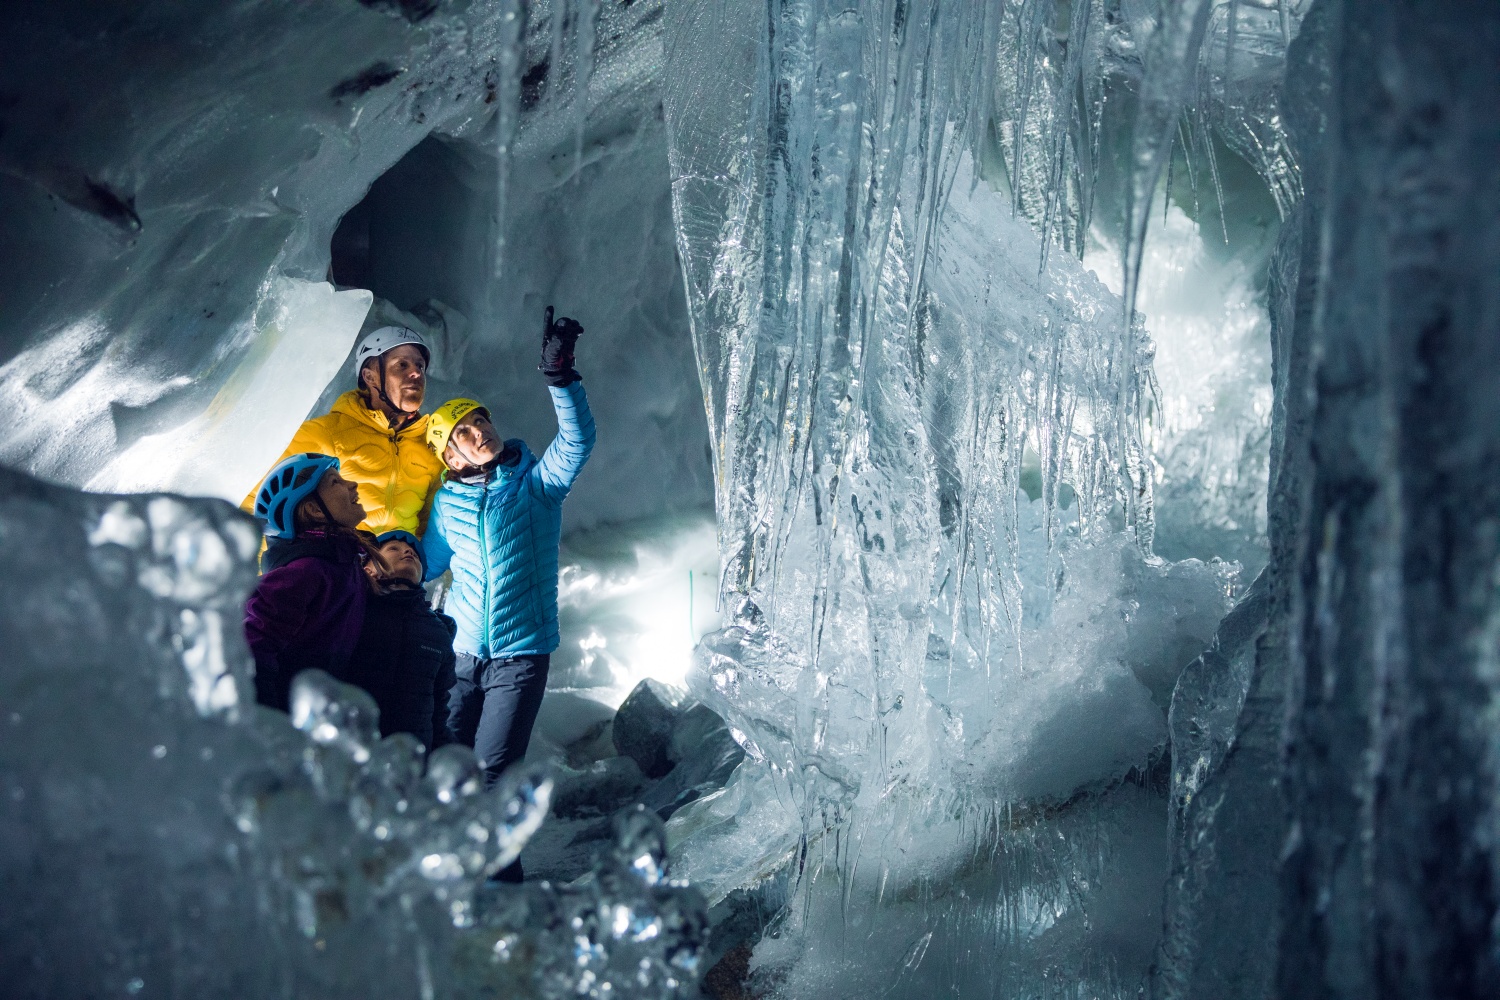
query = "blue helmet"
xmin=373 ymin=529 xmax=427 ymax=577
xmin=254 ymin=453 xmax=340 ymax=540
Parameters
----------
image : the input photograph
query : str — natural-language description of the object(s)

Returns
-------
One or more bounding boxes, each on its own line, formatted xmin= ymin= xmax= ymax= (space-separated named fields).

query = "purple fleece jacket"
xmin=244 ymin=531 xmax=369 ymax=711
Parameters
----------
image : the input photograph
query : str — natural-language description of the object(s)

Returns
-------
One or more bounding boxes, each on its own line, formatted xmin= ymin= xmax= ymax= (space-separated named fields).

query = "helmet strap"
xmin=366 ymin=354 xmax=417 ymax=433
xmin=449 ymin=436 xmax=505 ymax=480
xmin=449 ymin=432 xmax=485 ymax=472
xmin=312 ymin=491 xmax=338 ymax=530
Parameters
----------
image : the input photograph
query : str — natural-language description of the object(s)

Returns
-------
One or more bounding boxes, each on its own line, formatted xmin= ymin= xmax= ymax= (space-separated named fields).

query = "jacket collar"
xmin=374 ymin=579 xmax=428 ymax=603
xmin=330 ymin=390 xmax=429 ymax=437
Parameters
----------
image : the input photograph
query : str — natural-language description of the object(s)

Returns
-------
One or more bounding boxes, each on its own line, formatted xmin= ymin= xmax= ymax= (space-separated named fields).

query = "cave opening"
xmin=329 ymin=133 xmax=493 ymax=321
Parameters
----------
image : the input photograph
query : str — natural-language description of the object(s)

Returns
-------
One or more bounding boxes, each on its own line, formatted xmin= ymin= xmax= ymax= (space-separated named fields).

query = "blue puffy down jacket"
xmin=423 ymin=382 xmax=595 ymax=658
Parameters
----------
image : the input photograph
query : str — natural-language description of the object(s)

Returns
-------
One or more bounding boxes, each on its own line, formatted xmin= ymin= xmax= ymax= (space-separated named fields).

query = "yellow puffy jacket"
xmin=243 ymin=391 xmax=447 ymax=536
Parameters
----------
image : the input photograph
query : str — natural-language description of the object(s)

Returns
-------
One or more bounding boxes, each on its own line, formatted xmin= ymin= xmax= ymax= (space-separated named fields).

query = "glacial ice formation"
xmin=654 ymin=1 xmax=1263 ymax=993
xmin=3 ymin=0 xmax=1499 ymax=998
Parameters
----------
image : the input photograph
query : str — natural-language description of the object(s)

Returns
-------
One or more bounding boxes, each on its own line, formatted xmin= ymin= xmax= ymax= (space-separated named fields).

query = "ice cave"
xmin=1 ymin=0 xmax=1497 ymax=997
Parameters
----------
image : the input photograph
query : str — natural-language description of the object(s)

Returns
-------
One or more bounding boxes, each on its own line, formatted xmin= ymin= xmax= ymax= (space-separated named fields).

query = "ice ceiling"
xmin=2 ymin=1 xmax=1498 ymax=999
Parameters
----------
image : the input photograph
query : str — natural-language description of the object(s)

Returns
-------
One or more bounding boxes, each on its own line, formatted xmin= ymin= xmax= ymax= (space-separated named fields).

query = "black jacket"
xmin=340 ymin=581 xmax=459 ymax=750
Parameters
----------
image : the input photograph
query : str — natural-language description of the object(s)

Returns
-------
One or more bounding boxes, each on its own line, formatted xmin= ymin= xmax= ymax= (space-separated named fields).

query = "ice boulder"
xmin=613 ymin=679 xmax=684 ymax=780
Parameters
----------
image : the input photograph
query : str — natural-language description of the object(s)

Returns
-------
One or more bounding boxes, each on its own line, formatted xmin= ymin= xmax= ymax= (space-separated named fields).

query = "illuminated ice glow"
xmin=556 ymin=517 xmax=722 ymax=703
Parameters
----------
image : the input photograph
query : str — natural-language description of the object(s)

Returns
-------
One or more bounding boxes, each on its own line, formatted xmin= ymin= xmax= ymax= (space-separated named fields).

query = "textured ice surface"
xmin=0 ymin=467 xmax=708 ymax=999
xmin=1089 ymin=203 xmax=1274 ymax=573
xmin=89 ymin=278 xmax=374 ymax=501
xmin=1267 ymin=2 xmax=1500 ymax=995
xmin=0 ymin=2 xmax=501 ymax=481
xmin=1157 ymin=569 xmax=1279 ymax=998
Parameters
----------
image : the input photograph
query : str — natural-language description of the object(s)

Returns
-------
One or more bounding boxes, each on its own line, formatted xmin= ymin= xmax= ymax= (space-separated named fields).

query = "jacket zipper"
xmin=478 ymin=480 xmax=490 ymax=657
xmin=388 ymin=425 xmax=400 ymax=526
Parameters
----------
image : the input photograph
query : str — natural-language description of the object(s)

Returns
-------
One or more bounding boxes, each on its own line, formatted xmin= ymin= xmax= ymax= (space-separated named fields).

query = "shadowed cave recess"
xmin=1 ymin=1 xmax=1497 ymax=998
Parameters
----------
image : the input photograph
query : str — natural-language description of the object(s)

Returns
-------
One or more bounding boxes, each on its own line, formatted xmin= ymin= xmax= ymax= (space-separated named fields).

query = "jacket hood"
xmin=330 ymin=390 xmax=430 ymax=437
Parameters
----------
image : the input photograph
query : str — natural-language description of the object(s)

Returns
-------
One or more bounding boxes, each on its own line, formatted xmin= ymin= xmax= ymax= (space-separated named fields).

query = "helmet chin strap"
xmin=310 ymin=492 xmax=338 ymax=532
xmin=450 ymin=434 xmax=501 ymax=476
xmin=370 ymin=355 xmax=417 ymax=432
xmin=452 ymin=435 xmax=483 ymax=471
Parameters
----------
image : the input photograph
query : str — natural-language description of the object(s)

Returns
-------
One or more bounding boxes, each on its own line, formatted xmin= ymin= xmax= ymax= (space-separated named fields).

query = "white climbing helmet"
xmin=352 ymin=325 xmax=430 ymax=379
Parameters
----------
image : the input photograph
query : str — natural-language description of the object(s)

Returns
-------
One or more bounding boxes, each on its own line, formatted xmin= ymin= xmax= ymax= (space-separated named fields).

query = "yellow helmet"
xmin=426 ymin=397 xmax=489 ymax=456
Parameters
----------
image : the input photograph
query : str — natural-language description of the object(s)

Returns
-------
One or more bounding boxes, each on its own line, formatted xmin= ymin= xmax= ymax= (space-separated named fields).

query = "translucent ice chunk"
xmin=291 ymin=670 xmax=380 ymax=764
xmin=0 ymin=467 xmax=707 ymax=997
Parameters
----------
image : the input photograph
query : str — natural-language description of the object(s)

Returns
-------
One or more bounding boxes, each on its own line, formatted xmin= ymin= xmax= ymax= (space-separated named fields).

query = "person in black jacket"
xmin=341 ymin=530 xmax=459 ymax=750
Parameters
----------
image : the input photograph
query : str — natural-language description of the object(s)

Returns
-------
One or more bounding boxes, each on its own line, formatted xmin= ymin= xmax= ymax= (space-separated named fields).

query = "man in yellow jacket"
xmin=244 ymin=326 xmax=448 ymax=536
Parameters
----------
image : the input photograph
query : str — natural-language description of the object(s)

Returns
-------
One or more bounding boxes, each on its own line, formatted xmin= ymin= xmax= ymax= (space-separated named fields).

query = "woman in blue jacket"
xmin=422 ymin=309 xmax=594 ymax=881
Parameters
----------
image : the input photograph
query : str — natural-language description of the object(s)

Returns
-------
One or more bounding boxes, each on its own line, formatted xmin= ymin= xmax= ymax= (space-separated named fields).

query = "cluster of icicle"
xmin=999 ymin=0 xmax=1304 ymax=269
xmin=658 ymin=0 xmax=1306 ymax=655
xmin=646 ymin=0 xmax=1305 ymax=995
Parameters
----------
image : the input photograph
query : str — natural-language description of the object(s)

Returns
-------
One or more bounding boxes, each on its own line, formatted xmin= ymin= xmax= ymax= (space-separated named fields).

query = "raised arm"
xmin=535 ymin=381 xmax=596 ymax=504
xmin=533 ymin=307 xmax=595 ymax=505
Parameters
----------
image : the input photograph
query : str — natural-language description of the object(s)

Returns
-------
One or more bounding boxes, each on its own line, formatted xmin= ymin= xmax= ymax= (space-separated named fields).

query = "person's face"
xmin=378 ymin=539 xmax=423 ymax=585
xmin=363 ymin=344 xmax=427 ymax=412
xmin=316 ymin=469 xmax=365 ymax=528
xmin=444 ymin=410 xmax=502 ymax=470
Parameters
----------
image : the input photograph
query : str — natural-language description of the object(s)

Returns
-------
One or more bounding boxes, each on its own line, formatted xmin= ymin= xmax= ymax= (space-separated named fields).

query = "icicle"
xmin=1122 ymin=0 xmax=1216 ymax=329
xmin=1225 ymin=0 xmax=1241 ymax=87
xmin=1163 ymin=128 xmax=1177 ymax=225
xmin=1009 ymin=0 xmax=1053 ymax=221
xmin=572 ymin=0 xmax=600 ymax=185
xmin=491 ymin=0 xmax=526 ymax=278
xmin=1202 ymin=115 xmax=1231 ymax=245
xmin=548 ymin=0 xmax=568 ymax=111
xmin=1208 ymin=1 xmax=1238 ymax=244
xmin=1177 ymin=116 xmax=1199 ymax=219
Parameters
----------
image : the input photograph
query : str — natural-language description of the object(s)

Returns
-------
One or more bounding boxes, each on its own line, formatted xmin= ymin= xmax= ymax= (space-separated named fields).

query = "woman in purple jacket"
xmin=244 ymin=453 xmax=376 ymax=712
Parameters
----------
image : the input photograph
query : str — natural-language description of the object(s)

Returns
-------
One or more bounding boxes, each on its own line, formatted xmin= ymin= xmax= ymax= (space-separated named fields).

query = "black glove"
xmin=539 ymin=306 xmax=583 ymax=387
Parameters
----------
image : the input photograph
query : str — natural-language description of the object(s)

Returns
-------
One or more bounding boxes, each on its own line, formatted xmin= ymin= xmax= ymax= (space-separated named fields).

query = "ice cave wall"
xmin=1163 ymin=1 xmax=1500 ymax=996
xmin=1272 ymin=2 xmax=1500 ymax=994
xmin=0 ymin=0 xmax=710 ymax=529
